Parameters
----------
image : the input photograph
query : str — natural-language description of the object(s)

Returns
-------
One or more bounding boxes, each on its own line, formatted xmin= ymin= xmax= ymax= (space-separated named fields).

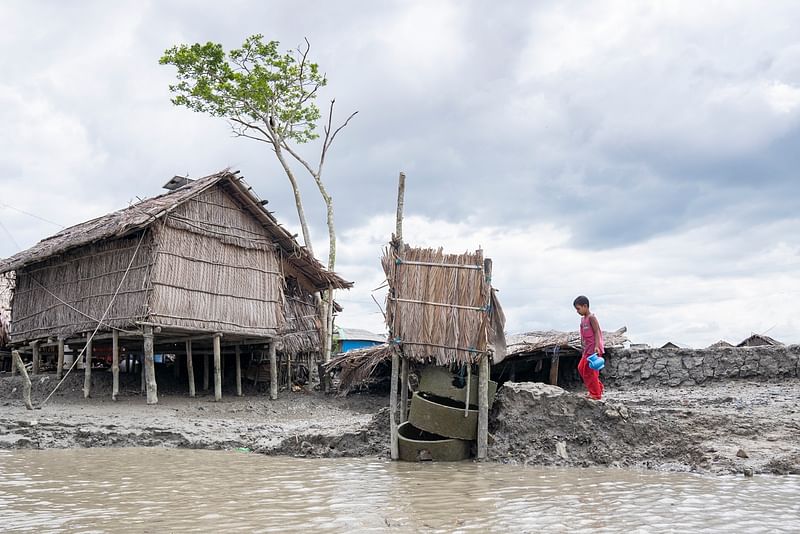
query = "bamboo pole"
xmin=477 ymin=354 xmax=489 ymax=460
xmin=140 ymin=354 xmax=146 ymax=393
xmin=287 ymin=351 xmax=292 ymax=390
xmin=111 ymin=330 xmax=119 ymax=401
xmin=31 ymin=340 xmax=40 ymax=375
xmin=235 ymin=345 xmax=242 ymax=397
xmin=186 ymin=340 xmax=195 ymax=397
xmin=11 ymin=351 xmax=17 ymax=376
xmin=389 ymin=171 xmax=405 ymax=461
xmin=56 ymin=338 xmax=65 ymax=380
xmin=269 ymin=340 xmax=278 ymax=400
xmin=12 ymin=351 xmax=33 ymax=410
xmin=213 ymin=334 xmax=222 ymax=401
xmin=389 ymin=348 xmax=400 ymax=460
xmin=83 ymin=333 xmax=92 ymax=399
xmin=143 ymin=326 xmax=158 ymax=405
xmin=400 ymin=358 xmax=409 ymax=424
xmin=203 ymin=353 xmax=209 ymax=391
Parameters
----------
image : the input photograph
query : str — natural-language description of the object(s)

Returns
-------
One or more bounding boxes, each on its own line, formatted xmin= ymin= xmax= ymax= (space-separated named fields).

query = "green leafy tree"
xmin=160 ymin=35 xmax=356 ymax=363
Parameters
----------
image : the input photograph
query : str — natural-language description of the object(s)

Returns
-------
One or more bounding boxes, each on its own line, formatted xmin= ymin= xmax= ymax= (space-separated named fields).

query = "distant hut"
xmin=707 ymin=340 xmax=734 ymax=350
xmin=332 ymin=326 xmax=386 ymax=353
xmin=501 ymin=327 xmax=628 ymax=385
xmin=661 ymin=341 xmax=691 ymax=349
xmin=736 ymin=334 xmax=783 ymax=348
xmin=0 ymin=170 xmax=351 ymax=403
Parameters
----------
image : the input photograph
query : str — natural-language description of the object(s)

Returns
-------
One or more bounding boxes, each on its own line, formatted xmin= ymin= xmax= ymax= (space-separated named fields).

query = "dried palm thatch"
xmin=324 ymin=343 xmax=393 ymax=392
xmin=506 ymin=326 xmax=629 ymax=357
xmin=382 ymin=246 xmax=503 ymax=365
xmin=280 ymin=278 xmax=321 ymax=355
xmin=1 ymin=170 xmax=352 ymax=344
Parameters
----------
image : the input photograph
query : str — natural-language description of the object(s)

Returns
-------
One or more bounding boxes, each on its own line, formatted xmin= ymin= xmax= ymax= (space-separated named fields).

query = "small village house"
xmin=736 ymin=333 xmax=784 ymax=347
xmin=0 ymin=170 xmax=351 ymax=403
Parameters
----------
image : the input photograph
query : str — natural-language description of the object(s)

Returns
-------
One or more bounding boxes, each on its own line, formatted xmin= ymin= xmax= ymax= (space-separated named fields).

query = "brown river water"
xmin=1 ymin=448 xmax=798 ymax=533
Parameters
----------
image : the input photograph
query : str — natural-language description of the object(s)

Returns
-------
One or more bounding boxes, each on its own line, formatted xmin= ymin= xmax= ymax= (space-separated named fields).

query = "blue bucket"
xmin=587 ymin=353 xmax=605 ymax=371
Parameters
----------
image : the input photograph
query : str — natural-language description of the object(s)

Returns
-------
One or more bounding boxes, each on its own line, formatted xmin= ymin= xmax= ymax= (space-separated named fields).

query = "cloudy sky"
xmin=1 ymin=1 xmax=798 ymax=347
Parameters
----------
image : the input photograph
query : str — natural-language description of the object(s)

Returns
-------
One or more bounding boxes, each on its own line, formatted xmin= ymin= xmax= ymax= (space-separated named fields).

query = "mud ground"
xmin=1 ymin=370 xmax=797 ymax=475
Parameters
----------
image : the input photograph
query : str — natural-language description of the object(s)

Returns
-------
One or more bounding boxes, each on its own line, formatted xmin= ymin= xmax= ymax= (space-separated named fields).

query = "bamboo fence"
xmin=280 ymin=278 xmax=321 ymax=356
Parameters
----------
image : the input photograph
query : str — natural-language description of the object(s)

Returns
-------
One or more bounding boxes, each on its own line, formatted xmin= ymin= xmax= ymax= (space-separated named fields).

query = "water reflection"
xmin=0 ymin=449 xmax=798 ymax=532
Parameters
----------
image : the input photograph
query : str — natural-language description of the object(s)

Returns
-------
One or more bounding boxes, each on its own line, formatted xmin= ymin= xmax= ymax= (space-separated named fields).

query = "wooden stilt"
xmin=390 ymin=348 xmax=400 ymax=460
xmin=83 ymin=334 xmax=92 ymax=399
xmin=143 ymin=326 xmax=158 ymax=404
xmin=400 ymin=358 xmax=409 ymax=424
xmin=11 ymin=352 xmax=17 ymax=376
xmin=549 ymin=351 xmax=560 ymax=386
xmin=235 ymin=345 xmax=242 ymax=397
xmin=477 ymin=354 xmax=490 ymax=460
xmin=57 ymin=338 xmax=65 ymax=380
xmin=213 ymin=334 xmax=222 ymax=402
xmin=286 ymin=352 xmax=292 ymax=391
xmin=111 ymin=330 xmax=119 ymax=401
xmin=140 ymin=354 xmax=146 ymax=393
xmin=269 ymin=340 xmax=277 ymax=401
xmin=31 ymin=340 xmax=40 ymax=375
xmin=186 ymin=340 xmax=195 ymax=398
xmin=203 ymin=353 xmax=210 ymax=391
xmin=12 ymin=351 xmax=33 ymax=410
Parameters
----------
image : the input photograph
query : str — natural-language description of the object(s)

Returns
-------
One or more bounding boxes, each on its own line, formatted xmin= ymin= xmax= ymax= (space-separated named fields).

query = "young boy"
xmin=573 ymin=295 xmax=604 ymax=400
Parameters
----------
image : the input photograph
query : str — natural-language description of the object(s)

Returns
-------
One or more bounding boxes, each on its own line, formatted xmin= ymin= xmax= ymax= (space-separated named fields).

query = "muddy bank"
xmin=490 ymin=381 xmax=800 ymax=475
xmin=0 ymin=372 xmax=386 ymax=456
xmin=1 ymin=370 xmax=798 ymax=475
xmin=604 ymin=345 xmax=799 ymax=387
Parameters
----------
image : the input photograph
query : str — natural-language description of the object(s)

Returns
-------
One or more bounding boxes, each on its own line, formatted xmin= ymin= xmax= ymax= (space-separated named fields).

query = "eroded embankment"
xmin=490 ymin=381 xmax=800 ymax=475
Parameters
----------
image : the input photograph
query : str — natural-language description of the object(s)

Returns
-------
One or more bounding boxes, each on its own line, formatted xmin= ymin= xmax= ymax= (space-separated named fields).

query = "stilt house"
xmin=0 ymin=169 xmax=351 ymax=402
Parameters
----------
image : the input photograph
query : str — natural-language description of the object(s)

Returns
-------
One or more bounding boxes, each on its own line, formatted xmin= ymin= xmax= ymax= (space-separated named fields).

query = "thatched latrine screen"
xmin=382 ymin=246 xmax=504 ymax=365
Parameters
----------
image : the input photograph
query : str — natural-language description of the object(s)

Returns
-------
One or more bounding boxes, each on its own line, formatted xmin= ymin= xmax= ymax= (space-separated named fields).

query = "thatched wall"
xmin=280 ymin=277 xmax=320 ymax=356
xmin=10 ymin=231 xmax=153 ymax=342
xmin=147 ymin=185 xmax=283 ymax=336
xmin=383 ymin=246 xmax=496 ymax=365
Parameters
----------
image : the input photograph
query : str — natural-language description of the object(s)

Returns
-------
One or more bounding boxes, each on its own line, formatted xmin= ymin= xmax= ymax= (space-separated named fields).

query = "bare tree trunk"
xmin=12 ymin=351 xmax=33 ymax=410
xmin=273 ymin=143 xmax=314 ymax=257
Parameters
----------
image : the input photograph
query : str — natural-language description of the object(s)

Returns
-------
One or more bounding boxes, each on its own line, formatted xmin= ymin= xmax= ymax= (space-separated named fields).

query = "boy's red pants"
xmin=578 ymin=355 xmax=604 ymax=400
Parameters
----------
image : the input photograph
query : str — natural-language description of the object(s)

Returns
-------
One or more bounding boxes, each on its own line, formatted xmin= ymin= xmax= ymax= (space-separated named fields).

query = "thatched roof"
xmin=506 ymin=326 xmax=628 ymax=357
xmin=707 ymin=340 xmax=734 ymax=349
xmin=324 ymin=343 xmax=393 ymax=393
xmin=0 ymin=170 xmax=351 ymax=291
xmin=382 ymin=245 xmax=505 ymax=365
xmin=736 ymin=333 xmax=783 ymax=347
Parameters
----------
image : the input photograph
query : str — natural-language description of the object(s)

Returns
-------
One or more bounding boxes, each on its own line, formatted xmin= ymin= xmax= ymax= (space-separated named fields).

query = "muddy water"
xmin=1 ymin=449 xmax=798 ymax=533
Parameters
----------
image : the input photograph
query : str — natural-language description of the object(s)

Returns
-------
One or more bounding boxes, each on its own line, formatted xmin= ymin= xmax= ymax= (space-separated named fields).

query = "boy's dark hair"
xmin=573 ymin=295 xmax=590 ymax=307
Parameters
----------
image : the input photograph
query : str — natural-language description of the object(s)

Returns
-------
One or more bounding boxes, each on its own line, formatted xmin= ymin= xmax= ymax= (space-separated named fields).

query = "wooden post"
xmin=400 ymin=358 xmax=409 ymax=424
xmin=57 ymin=338 xmax=65 ymax=380
xmin=235 ymin=345 xmax=242 ymax=397
xmin=11 ymin=352 xmax=17 ymax=376
xmin=269 ymin=340 xmax=278 ymax=400
xmin=287 ymin=351 xmax=293 ymax=390
xmin=477 ymin=354 xmax=490 ymax=460
xmin=31 ymin=340 xmax=40 ymax=375
xmin=83 ymin=334 xmax=92 ymax=399
xmin=549 ymin=351 xmax=560 ymax=386
xmin=389 ymin=171 xmax=405 ymax=461
xmin=186 ymin=340 xmax=196 ymax=398
xmin=140 ymin=353 xmax=146 ymax=393
xmin=203 ymin=353 xmax=210 ymax=391
xmin=143 ymin=326 xmax=158 ymax=404
xmin=111 ymin=330 xmax=119 ymax=401
xmin=390 ymin=348 xmax=400 ymax=460
xmin=12 ymin=351 xmax=33 ymax=410
xmin=213 ymin=334 xmax=222 ymax=401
